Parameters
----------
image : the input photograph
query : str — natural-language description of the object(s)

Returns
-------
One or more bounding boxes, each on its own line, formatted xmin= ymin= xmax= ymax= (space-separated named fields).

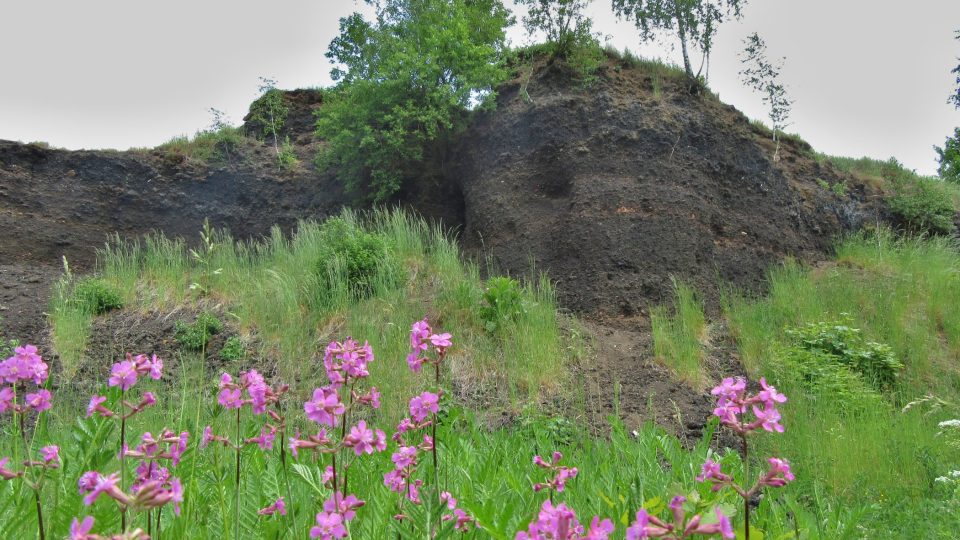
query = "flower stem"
xmin=120 ymin=388 xmax=127 ymax=532
xmin=33 ymin=488 xmax=45 ymax=540
xmin=235 ymin=407 xmax=241 ymax=540
xmin=741 ymin=432 xmax=750 ymax=540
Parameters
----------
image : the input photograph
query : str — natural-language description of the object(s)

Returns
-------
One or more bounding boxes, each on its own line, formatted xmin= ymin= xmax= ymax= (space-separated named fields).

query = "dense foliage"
xmin=937 ymin=127 xmax=960 ymax=183
xmin=889 ymin=176 xmax=957 ymax=235
xmin=316 ymin=0 xmax=512 ymax=202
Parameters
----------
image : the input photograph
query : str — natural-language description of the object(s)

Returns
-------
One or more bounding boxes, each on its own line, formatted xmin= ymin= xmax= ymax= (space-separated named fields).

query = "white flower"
xmin=938 ymin=419 xmax=960 ymax=429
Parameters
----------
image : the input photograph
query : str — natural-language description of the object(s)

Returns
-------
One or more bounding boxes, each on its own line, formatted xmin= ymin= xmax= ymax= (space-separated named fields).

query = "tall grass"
xmin=722 ymin=228 xmax=960 ymax=531
xmin=651 ymin=280 xmax=708 ymax=387
xmin=68 ymin=209 xmax=571 ymax=420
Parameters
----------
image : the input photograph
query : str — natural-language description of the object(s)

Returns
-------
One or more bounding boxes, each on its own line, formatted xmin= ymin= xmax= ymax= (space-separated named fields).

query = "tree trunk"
xmin=674 ymin=2 xmax=694 ymax=78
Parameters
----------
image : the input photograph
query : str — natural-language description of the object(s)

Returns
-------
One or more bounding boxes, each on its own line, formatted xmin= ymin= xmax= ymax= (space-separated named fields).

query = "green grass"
xmin=722 ymin=228 xmax=960 ymax=535
xmin=651 ymin=280 xmax=708 ymax=387
xmin=155 ymin=126 xmax=246 ymax=164
xmin=80 ymin=209 xmax=569 ymax=419
xmin=0 ymin=343 xmax=853 ymax=540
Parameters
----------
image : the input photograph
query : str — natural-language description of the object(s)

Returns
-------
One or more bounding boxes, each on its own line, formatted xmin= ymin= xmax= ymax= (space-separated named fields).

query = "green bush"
xmin=174 ymin=312 xmax=223 ymax=351
xmin=277 ymin=136 xmax=299 ymax=171
xmin=219 ymin=336 xmax=245 ymax=362
xmin=479 ymin=276 xmax=525 ymax=333
xmin=784 ymin=316 xmax=904 ymax=390
xmin=71 ymin=277 xmax=123 ymax=315
xmin=315 ymin=217 xmax=398 ymax=299
xmin=774 ymin=345 xmax=884 ymax=413
xmin=889 ymin=177 xmax=957 ymax=235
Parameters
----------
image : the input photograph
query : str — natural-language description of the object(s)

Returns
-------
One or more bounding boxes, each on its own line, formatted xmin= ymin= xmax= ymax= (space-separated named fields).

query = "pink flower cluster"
xmin=310 ymin=493 xmax=365 ymax=539
xmin=203 ymin=369 xmax=288 ymax=451
xmin=533 ymin=451 xmax=578 ymax=493
xmin=626 ymin=497 xmax=734 ymax=539
xmin=107 ymin=353 xmax=163 ymax=391
xmin=258 ymin=496 xmax=287 ymax=516
xmin=697 ymin=457 xmax=795 ymax=496
xmin=407 ymin=318 xmax=452 ymax=373
xmin=217 ymin=369 xmax=287 ymax=414
xmin=383 ymin=432 xmax=434 ymax=504
xmin=440 ymin=491 xmax=477 ymax=532
xmin=69 ymin=516 xmax=149 ymax=540
xmin=711 ymin=377 xmax=786 ymax=434
xmin=78 ymin=470 xmax=183 ymax=515
xmin=0 ymin=344 xmax=51 ymax=414
xmin=515 ymin=501 xmax=614 ymax=540
xmin=0 ymin=445 xmax=60 ymax=482
xmin=324 ymin=338 xmax=375 ymax=387
xmin=121 ymin=429 xmax=189 ymax=495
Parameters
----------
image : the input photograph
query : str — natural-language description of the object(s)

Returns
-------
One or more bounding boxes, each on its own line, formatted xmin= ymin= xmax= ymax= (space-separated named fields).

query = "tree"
xmin=950 ymin=30 xmax=959 ymax=110
xmin=248 ymin=77 xmax=289 ymax=171
xmin=518 ymin=0 xmax=594 ymax=57
xmin=739 ymin=32 xmax=792 ymax=160
xmin=317 ymin=0 xmax=513 ymax=202
xmin=936 ymin=127 xmax=960 ymax=183
xmin=611 ymin=0 xmax=746 ymax=80
xmin=939 ymin=31 xmax=960 ymax=182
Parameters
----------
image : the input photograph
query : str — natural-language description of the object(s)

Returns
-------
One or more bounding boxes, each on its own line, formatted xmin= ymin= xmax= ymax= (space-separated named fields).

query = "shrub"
xmin=219 ymin=336 xmax=245 ymax=362
xmin=774 ymin=345 xmax=883 ymax=413
xmin=277 ymin=136 xmax=299 ymax=171
xmin=174 ymin=312 xmax=223 ymax=351
xmin=784 ymin=316 xmax=904 ymax=390
xmin=71 ymin=277 xmax=123 ymax=315
xmin=889 ymin=177 xmax=957 ymax=235
xmin=478 ymin=276 xmax=525 ymax=333
xmin=315 ymin=217 xmax=398 ymax=298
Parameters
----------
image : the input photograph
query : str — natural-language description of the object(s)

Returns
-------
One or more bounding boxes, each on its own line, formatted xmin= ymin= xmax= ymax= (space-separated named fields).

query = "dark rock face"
xmin=452 ymin=60 xmax=882 ymax=314
xmin=0 ymin=140 xmax=347 ymax=270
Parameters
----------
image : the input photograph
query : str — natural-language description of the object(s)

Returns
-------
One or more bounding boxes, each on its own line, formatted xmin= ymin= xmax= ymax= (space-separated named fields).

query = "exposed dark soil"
xmin=454 ymin=57 xmax=885 ymax=317
xmin=0 ymin=57 xmax=893 ymax=439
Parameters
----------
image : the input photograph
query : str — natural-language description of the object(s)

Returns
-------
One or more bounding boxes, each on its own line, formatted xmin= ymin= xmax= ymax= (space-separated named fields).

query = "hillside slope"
xmin=0 ymin=57 xmax=888 ymax=348
xmin=454 ymin=56 xmax=885 ymax=315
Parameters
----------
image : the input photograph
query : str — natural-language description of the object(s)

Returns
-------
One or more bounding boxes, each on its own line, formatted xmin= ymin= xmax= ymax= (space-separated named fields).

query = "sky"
xmin=1 ymin=0 xmax=958 ymax=175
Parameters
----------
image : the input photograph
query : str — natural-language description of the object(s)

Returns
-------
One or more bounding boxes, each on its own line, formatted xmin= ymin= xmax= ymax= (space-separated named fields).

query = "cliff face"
xmin=0 ymin=138 xmax=346 ymax=270
xmin=0 ymin=57 xmax=883 ymax=330
xmin=452 ymin=57 xmax=883 ymax=314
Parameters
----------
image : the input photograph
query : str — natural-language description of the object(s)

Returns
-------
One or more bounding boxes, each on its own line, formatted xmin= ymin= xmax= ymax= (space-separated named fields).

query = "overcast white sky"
xmin=1 ymin=0 xmax=958 ymax=175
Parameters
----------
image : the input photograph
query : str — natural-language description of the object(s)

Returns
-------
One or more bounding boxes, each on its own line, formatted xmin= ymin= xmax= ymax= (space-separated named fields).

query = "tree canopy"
xmin=611 ymin=0 xmax=746 ymax=79
xmin=317 ymin=0 xmax=513 ymax=202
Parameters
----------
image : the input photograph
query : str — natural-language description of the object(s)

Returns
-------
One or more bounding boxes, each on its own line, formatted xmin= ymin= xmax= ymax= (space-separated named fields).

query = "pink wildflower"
xmin=86 ymin=395 xmax=113 ymax=418
xmin=429 ymin=332 xmax=452 ymax=350
xmin=0 ymin=457 xmax=21 ymax=480
xmin=259 ymin=496 xmax=287 ymax=516
xmin=304 ymin=387 xmax=345 ymax=427
xmin=25 ymin=389 xmax=52 ymax=412
xmin=751 ymin=404 xmax=785 ymax=433
xmin=108 ymin=360 xmax=138 ymax=390
xmin=758 ymin=457 xmax=795 ymax=488
xmin=69 ymin=516 xmax=94 ymax=540
xmin=757 ymin=377 xmax=787 ymax=407
xmin=409 ymin=391 xmax=439 ymax=423
xmin=218 ymin=387 xmax=243 ymax=409
xmin=0 ymin=386 xmax=13 ymax=413
xmin=310 ymin=511 xmax=348 ymax=539
xmin=40 ymin=445 xmax=59 ymax=464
